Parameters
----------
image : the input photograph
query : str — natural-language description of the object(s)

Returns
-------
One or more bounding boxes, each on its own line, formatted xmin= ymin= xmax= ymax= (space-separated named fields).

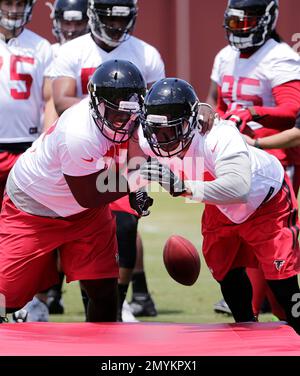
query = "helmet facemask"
xmin=142 ymin=102 xmax=199 ymax=158
xmin=0 ymin=0 xmax=35 ymax=35
xmin=88 ymin=3 xmax=137 ymax=47
xmin=90 ymin=92 xmax=141 ymax=143
xmin=224 ymin=1 xmax=279 ymax=50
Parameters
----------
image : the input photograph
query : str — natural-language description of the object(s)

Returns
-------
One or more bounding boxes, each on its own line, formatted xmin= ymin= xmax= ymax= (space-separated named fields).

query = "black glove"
xmin=129 ymin=189 xmax=153 ymax=216
xmin=140 ymin=159 xmax=186 ymax=197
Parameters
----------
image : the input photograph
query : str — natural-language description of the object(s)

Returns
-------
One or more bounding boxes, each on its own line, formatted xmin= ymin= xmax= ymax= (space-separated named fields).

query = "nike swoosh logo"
xmin=82 ymin=157 xmax=94 ymax=163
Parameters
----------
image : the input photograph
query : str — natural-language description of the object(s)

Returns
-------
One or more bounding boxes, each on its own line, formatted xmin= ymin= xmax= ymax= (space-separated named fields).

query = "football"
xmin=163 ymin=235 xmax=200 ymax=286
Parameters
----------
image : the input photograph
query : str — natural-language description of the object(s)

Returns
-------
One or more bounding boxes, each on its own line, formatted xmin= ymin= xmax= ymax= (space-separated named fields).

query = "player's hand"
xmin=223 ymin=108 xmax=255 ymax=137
xmin=140 ymin=159 xmax=186 ymax=197
xmin=129 ymin=189 xmax=153 ymax=217
xmin=223 ymin=108 xmax=252 ymax=132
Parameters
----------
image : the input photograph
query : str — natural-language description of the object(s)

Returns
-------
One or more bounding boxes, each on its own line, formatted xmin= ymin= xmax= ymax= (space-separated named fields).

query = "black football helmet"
xmin=224 ymin=0 xmax=279 ymax=50
xmin=0 ymin=0 xmax=35 ymax=33
xmin=142 ymin=78 xmax=200 ymax=158
xmin=51 ymin=0 xmax=89 ymax=43
xmin=88 ymin=0 xmax=137 ymax=48
xmin=88 ymin=59 xmax=146 ymax=143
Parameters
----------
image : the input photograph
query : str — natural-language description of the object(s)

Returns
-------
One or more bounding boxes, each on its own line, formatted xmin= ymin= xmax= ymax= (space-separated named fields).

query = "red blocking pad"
xmin=0 ymin=322 xmax=299 ymax=356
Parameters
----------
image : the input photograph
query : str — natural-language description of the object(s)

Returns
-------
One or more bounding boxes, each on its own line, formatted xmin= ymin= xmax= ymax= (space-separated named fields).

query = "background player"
xmin=0 ymin=0 xmax=56 ymax=321
xmin=0 ymin=59 xmax=151 ymax=324
xmin=206 ymin=0 xmax=300 ymax=318
xmin=0 ymin=0 xmax=54 ymax=207
xmin=47 ymin=0 xmax=89 ymax=59
xmin=51 ymin=0 xmax=165 ymax=321
xmin=139 ymin=77 xmax=300 ymax=335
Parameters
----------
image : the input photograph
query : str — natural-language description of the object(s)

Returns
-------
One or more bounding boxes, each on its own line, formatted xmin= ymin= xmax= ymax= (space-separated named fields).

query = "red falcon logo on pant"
xmin=274 ymin=260 xmax=285 ymax=271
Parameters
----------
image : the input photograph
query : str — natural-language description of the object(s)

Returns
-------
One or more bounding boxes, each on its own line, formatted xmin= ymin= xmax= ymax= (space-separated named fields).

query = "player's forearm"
xmin=43 ymin=97 xmax=58 ymax=132
xmin=255 ymin=127 xmax=300 ymax=149
xmin=184 ymin=153 xmax=251 ymax=204
xmin=252 ymin=81 xmax=300 ymax=131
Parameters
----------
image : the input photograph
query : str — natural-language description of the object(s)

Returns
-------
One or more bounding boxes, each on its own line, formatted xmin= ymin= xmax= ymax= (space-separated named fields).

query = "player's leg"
xmin=130 ymin=232 xmax=157 ymax=317
xmin=218 ymin=267 xmax=256 ymax=322
xmin=47 ymin=251 xmax=65 ymax=314
xmin=246 ymin=267 xmax=268 ymax=318
xmin=80 ymin=278 xmax=118 ymax=322
xmin=0 ymin=196 xmax=60 ymax=319
xmin=202 ymin=205 xmax=255 ymax=321
xmin=243 ymin=177 xmax=300 ymax=331
xmin=113 ymin=211 xmax=139 ymax=322
xmin=267 ymin=276 xmax=300 ymax=334
xmin=60 ymin=205 xmax=119 ymax=322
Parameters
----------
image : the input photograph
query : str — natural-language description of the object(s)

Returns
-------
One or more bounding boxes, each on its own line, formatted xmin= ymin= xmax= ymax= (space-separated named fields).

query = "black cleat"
xmin=0 ymin=316 xmax=8 ymax=323
xmin=129 ymin=293 xmax=157 ymax=317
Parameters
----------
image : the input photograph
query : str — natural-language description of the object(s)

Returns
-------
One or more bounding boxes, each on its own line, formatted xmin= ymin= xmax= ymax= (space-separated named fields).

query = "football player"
xmin=139 ymin=77 xmax=300 ymax=335
xmin=206 ymin=0 xmax=300 ymax=318
xmin=0 ymin=60 xmax=152 ymax=324
xmin=51 ymin=0 xmax=164 ymax=321
xmin=50 ymin=0 xmax=89 ymax=51
xmin=0 ymin=0 xmax=56 ymax=321
xmin=0 ymin=0 xmax=54 ymax=207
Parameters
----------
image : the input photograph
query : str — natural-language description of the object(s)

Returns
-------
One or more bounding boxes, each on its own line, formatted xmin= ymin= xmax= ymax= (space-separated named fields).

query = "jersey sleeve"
xmin=144 ymin=45 xmax=166 ymax=84
xmin=266 ymin=44 xmax=300 ymax=88
xmin=39 ymin=40 xmax=54 ymax=78
xmin=59 ymin=132 xmax=107 ymax=177
xmin=50 ymin=42 xmax=78 ymax=79
xmin=210 ymin=49 xmax=223 ymax=85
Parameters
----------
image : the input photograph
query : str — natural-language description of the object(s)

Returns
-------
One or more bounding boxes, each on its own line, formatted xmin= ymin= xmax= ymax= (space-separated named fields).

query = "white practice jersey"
xmin=51 ymin=42 xmax=60 ymax=59
xmin=51 ymin=33 xmax=165 ymax=96
xmin=211 ymin=39 xmax=300 ymax=111
xmin=0 ymin=29 xmax=53 ymax=143
xmin=11 ymin=97 xmax=128 ymax=217
xmin=139 ymin=120 xmax=284 ymax=224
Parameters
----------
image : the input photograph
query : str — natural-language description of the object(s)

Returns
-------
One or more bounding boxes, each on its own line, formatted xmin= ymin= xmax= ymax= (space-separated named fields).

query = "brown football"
xmin=163 ymin=235 xmax=200 ymax=286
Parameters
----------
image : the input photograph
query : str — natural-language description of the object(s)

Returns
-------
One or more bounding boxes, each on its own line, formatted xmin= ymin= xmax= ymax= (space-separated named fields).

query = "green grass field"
xmin=50 ymin=188 xmax=275 ymax=324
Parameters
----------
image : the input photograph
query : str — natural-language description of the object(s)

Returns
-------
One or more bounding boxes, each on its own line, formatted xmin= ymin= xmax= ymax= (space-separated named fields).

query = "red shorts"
xmin=202 ymin=178 xmax=300 ymax=282
xmin=110 ymin=195 xmax=139 ymax=217
xmin=0 ymin=151 xmax=21 ymax=208
xmin=0 ymin=196 xmax=119 ymax=309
